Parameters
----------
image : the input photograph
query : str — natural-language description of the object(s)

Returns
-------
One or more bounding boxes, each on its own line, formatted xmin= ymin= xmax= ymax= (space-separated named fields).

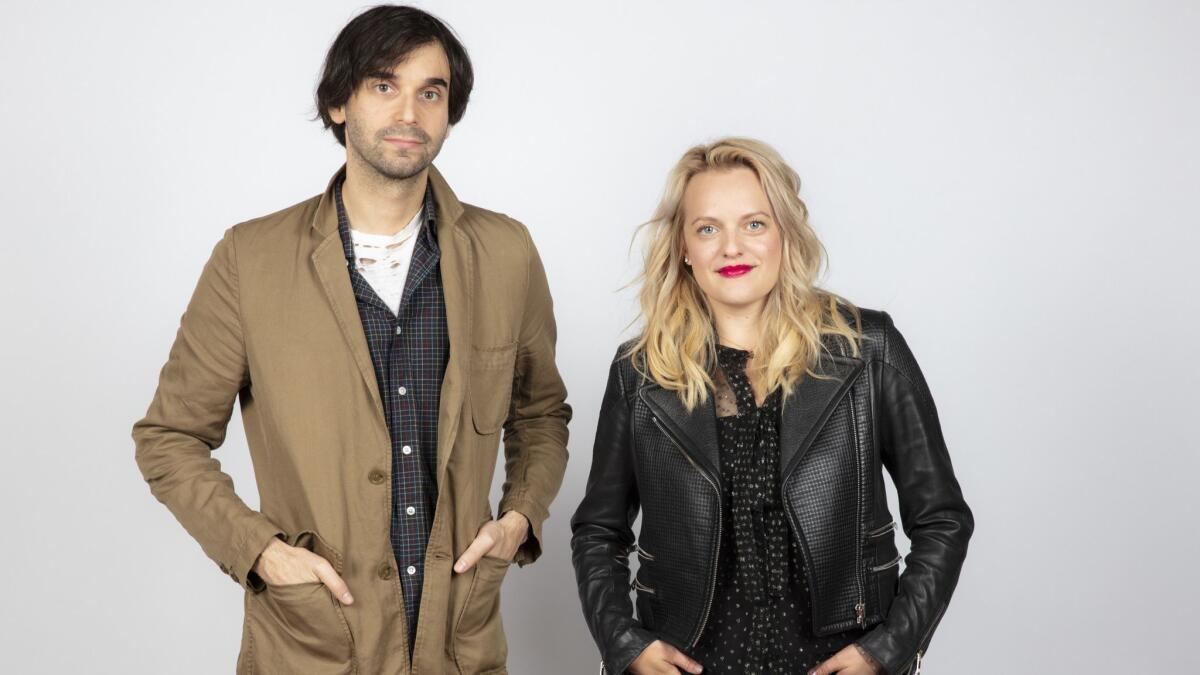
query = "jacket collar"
xmin=333 ymin=172 xmax=441 ymax=261
xmin=310 ymin=163 xmax=465 ymax=240
xmin=638 ymin=351 xmax=864 ymax=486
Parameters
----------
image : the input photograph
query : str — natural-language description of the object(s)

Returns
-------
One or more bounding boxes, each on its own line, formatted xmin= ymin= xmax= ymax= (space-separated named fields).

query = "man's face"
xmin=331 ymin=41 xmax=452 ymax=181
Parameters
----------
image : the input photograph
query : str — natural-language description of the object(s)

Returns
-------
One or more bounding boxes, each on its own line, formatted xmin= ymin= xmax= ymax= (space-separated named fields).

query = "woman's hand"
xmin=808 ymin=643 xmax=885 ymax=674
xmin=629 ymin=640 xmax=704 ymax=674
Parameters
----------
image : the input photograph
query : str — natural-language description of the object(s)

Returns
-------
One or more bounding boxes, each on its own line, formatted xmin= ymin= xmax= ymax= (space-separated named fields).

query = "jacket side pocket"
xmin=453 ymin=555 xmax=511 ymax=674
xmin=244 ymin=530 xmax=355 ymax=674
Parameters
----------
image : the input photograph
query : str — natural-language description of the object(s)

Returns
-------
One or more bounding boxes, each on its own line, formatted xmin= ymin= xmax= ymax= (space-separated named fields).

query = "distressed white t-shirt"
xmin=349 ymin=207 xmax=423 ymax=315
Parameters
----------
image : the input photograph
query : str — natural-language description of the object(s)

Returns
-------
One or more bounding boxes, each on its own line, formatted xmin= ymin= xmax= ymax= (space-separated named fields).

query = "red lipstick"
xmin=717 ymin=264 xmax=754 ymax=278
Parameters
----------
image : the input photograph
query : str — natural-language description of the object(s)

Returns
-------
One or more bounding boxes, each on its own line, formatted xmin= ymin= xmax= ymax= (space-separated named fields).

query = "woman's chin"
xmin=704 ymin=290 xmax=772 ymax=313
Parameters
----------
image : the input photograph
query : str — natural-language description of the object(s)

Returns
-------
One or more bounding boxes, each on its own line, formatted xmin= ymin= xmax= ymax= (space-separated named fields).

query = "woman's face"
xmin=681 ymin=167 xmax=783 ymax=314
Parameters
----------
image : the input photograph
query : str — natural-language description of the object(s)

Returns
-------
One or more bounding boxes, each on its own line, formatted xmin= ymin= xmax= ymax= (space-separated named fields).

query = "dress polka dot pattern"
xmin=689 ymin=345 xmax=868 ymax=674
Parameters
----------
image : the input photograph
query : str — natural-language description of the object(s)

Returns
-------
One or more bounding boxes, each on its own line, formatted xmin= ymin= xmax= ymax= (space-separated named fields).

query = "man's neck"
xmin=341 ymin=156 xmax=428 ymax=236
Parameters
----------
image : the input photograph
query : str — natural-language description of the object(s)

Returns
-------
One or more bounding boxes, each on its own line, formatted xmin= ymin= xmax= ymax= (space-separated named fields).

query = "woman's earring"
xmin=683 ymin=256 xmax=690 ymax=265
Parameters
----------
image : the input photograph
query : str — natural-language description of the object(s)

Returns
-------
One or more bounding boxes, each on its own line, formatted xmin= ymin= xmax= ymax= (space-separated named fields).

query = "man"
xmin=133 ymin=6 xmax=570 ymax=673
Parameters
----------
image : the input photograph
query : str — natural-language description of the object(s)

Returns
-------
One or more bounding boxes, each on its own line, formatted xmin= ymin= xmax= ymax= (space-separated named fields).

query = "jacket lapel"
xmin=638 ymin=352 xmax=865 ymax=488
xmin=309 ymin=169 xmax=385 ymax=415
xmin=639 ymin=385 xmax=723 ymax=487
xmin=779 ymin=355 xmax=865 ymax=481
xmin=426 ymin=167 xmax=470 ymax=480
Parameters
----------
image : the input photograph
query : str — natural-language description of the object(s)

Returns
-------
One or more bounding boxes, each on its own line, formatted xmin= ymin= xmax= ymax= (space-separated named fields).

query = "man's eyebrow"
xmin=364 ymin=73 xmax=448 ymax=89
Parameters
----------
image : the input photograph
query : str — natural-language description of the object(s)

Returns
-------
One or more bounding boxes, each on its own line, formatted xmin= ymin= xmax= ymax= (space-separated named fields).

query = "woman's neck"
xmin=712 ymin=299 xmax=765 ymax=352
xmin=712 ymin=299 xmax=769 ymax=404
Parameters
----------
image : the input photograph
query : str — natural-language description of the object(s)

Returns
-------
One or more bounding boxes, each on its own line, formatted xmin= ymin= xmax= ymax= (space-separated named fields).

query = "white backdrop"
xmin=1 ymin=1 xmax=1197 ymax=672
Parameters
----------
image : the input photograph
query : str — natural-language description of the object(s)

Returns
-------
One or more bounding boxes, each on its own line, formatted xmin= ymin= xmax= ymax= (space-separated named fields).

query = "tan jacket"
xmin=133 ymin=166 xmax=571 ymax=674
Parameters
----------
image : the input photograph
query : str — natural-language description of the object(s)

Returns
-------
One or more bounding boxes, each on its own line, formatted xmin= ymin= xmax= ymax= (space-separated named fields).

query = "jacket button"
xmin=378 ymin=562 xmax=394 ymax=580
xmin=368 ymin=469 xmax=386 ymax=485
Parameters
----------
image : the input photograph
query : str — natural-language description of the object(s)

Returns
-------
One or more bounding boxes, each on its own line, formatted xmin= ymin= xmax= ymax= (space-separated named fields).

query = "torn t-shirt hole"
xmin=349 ymin=207 xmax=423 ymax=315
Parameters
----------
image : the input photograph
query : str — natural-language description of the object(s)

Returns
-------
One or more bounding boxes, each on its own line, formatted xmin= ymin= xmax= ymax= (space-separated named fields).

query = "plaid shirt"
xmin=335 ymin=179 xmax=447 ymax=651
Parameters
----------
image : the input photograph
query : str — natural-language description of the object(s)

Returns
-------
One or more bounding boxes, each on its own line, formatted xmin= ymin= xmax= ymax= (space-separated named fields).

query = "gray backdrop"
xmin=1 ymin=1 xmax=1196 ymax=672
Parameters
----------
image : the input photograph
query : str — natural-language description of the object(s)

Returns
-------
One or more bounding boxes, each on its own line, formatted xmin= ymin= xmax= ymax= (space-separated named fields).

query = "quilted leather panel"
xmin=783 ymin=383 xmax=863 ymax=633
xmin=629 ymin=394 xmax=720 ymax=648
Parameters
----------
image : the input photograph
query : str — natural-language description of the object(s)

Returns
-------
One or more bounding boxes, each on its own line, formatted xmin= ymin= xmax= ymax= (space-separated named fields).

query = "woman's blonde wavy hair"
xmin=626 ymin=137 xmax=863 ymax=411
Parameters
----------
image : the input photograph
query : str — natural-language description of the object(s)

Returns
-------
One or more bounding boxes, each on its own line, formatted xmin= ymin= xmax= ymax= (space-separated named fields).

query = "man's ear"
xmin=329 ymin=104 xmax=346 ymax=125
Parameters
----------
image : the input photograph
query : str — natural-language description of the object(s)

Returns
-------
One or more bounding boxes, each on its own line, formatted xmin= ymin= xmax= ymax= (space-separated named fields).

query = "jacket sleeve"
xmin=856 ymin=312 xmax=975 ymax=674
xmin=570 ymin=353 xmax=657 ymax=674
xmin=497 ymin=228 xmax=572 ymax=566
xmin=132 ymin=227 xmax=283 ymax=592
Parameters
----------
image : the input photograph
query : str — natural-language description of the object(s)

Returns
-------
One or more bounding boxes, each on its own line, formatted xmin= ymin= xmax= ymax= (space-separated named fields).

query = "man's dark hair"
xmin=316 ymin=5 xmax=474 ymax=146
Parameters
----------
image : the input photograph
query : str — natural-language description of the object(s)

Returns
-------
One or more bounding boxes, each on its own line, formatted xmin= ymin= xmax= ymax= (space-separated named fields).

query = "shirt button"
xmin=402 ymin=445 xmax=412 ymax=455
xmin=368 ymin=469 xmax=386 ymax=485
xmin=378 ymin=562 xmax=394 ymax=580
xmin=406 ymin=565 xmax=417 ymax=576
xmin=406 ymin=506 xmax=416 ymax=516
xmin=394 ymin=326 xmax=402 ymax=335
xmin=398 ymin=386 xmax=407 ymax=396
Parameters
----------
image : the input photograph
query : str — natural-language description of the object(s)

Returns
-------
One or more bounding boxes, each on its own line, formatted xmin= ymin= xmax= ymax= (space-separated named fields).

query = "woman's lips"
xmin=717 ymin=265 xmax=754 ymax=278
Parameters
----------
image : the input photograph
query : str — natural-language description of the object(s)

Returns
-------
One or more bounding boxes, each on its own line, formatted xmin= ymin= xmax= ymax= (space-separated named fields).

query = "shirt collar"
xmin=334 ymin=175 xmax=439 ymax=264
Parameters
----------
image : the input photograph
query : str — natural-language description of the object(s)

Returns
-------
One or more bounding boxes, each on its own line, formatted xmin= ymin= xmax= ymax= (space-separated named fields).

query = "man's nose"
xmin=394 ymin=95 xmax=418 ymax=125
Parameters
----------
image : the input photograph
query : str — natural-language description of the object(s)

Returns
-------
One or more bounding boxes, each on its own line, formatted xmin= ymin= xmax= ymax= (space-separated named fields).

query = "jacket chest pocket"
xmin=470 ymin=342 xmax=518 ymax=435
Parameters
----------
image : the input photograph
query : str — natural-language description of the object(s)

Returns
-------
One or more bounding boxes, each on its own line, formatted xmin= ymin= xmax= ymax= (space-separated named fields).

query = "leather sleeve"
xmin=856 ymin=312 xmax=975 ymax=674
xmin=570 ymin=353 xmax=656 ymax=674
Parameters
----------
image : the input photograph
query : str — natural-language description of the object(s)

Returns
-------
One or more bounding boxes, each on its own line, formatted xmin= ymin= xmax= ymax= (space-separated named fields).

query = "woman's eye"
xmin=699 ymin=225 xmax=717 ymax=235
xmin=747 ymin=220 xmax=765 ymax=231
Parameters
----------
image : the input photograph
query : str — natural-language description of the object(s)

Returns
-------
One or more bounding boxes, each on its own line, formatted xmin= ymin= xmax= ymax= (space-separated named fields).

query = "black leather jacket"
xmin=570 ymin=309 xmax=974 ymax=674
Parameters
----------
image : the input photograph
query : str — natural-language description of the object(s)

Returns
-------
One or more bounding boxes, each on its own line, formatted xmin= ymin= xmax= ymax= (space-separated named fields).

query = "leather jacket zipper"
xmin=850 ymin=394 xmax=867 ymax=627
xmin=651 ymin=415 xmax=722 ymax=647
xmin=866 ymin=520 xmax=896 ymax=538
xmin=869 ymin=554 xmax=902 ymax=573
xmin=635 ymin=542 xmax=656 ymax=561
xmin=901 ymin=601 xmax=948 ymax=675
xmin=632 ymin=574 xmax=657 ymax=595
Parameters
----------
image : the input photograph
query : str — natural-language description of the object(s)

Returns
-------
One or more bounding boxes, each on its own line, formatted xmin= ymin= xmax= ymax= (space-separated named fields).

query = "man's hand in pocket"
xmin=252 ymin=537 xmax=354 ymax=604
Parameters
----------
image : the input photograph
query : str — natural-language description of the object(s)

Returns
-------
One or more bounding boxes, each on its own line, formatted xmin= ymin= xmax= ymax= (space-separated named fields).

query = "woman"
xmin=570 ymin=138 xmax=973 ymax=675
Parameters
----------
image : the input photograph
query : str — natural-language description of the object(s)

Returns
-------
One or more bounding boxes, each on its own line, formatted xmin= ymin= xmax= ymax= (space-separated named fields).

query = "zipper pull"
xmin=912 ymin=650 xmax=924 ymax=675
xmin=855 ymin=601 xmax=866 ymax=626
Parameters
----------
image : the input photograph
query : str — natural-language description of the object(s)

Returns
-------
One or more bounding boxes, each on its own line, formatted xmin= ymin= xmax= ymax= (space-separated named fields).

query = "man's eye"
xmin=375 ymin=83 xmax=393 ymax=93
xmin=421 ymin=90 xmax=441 ymax=101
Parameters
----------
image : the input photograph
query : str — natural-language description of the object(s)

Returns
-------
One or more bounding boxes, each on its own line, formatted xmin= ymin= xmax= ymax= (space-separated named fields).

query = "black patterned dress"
xmin=688 ymin=345 xmax=868 ymax=674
